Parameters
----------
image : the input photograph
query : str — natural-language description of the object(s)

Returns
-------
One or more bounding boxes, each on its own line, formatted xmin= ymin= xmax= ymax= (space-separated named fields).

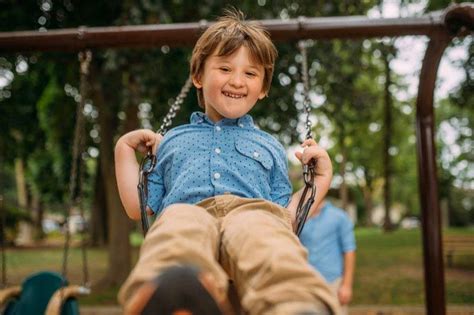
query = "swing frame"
xmin=0 ymin=4 xmax=472 ymax=314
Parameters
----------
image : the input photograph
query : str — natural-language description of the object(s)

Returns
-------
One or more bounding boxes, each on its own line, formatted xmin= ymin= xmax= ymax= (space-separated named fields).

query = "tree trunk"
xmin=14 ymin=158 xmax=28 ymax=208
xmin=14 ymin=158 xmax=34 ymax=245
xmin=90 ymin=162 xmax=108 ymax=247
xmin=31 ymin=191 xmax=44 ymax=241
xmin=362 ymin=185 xmax=374 ymax=226
xmin=382 ymin=48 xmax=394 ymax=232
xmin=338 ymin=127 xmax=349 ymax=210
xmin=123 ymin=74 xmax=140 ymax=132
xmin=93 ymin=75 xmax=132 ymax=287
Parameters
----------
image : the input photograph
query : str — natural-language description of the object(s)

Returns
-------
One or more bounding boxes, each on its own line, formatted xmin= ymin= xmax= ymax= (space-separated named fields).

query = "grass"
xmin=2 ymin=227 xmax=473 ymax=306
xmin=353 ymin=227 xmax=474 ymax=305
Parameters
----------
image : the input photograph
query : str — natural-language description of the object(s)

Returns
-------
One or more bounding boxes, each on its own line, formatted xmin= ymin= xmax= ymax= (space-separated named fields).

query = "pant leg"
xmin=218 ymin=197 xmax=340 ymax=315
xmin=118 ymin=203 xmax=229 ymax=306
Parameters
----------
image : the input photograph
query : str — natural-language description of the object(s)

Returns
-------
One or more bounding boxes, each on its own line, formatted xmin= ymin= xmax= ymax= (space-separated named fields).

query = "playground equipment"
xmin=0 ymin=4 xmax=472 ymax=314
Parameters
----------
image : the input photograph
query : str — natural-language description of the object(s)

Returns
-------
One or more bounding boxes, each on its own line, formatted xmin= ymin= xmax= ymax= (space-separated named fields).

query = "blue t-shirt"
xmin=147 ymin=112 xmax=292 ymax=214
xmin=299 ymin=202 xmax=356 ymax=283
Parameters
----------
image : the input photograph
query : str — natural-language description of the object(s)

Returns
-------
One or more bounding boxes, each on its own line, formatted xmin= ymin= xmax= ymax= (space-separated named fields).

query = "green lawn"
xmin=3 ymin=227 xmax=473 ymax=305
xmin=353 ymin=228 xmax=474 ymax=305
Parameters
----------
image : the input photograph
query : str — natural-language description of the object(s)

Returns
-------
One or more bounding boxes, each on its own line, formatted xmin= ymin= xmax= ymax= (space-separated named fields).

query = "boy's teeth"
xmin=223 ymin=91 xmax=244 ymax=98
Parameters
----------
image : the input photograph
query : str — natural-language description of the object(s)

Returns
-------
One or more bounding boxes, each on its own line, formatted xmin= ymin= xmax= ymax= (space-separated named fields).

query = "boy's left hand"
xmin=287 ymin=138 xmax=333 ymax=226
xmin=294 ymin=138 xmax=332 ymax=179
xmin=338 ymin=283 xmax=352 ymax=305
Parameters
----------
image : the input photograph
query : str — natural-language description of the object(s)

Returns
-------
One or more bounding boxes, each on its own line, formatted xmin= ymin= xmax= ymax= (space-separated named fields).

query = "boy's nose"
xmin=228 ymin=72 xmax=244 ymax=87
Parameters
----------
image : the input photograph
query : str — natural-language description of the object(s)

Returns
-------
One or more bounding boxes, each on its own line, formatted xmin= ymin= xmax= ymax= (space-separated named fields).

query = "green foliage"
xmin=435 ymin=38 xmax=473 ymax=225
xmin=1 ymin=1 xmax=470 ymax=234
xmin=426 ymin=0 xmax=468 ymax=11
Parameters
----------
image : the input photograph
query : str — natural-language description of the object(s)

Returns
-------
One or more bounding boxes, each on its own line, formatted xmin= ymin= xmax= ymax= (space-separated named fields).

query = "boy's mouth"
xmin=222 ymin=91 xmax=245 ymax=99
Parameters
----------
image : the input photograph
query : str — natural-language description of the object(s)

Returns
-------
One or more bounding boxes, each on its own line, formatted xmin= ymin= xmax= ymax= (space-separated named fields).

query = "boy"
xmin=300 ymin=200 xmax=356 ymax=315
xmin=115 ymin=10 xmax=339 ymax=315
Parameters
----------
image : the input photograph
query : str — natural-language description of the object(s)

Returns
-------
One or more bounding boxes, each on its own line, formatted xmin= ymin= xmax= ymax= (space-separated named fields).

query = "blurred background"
xmin=0 ymin=0 xmax=472 ymax=309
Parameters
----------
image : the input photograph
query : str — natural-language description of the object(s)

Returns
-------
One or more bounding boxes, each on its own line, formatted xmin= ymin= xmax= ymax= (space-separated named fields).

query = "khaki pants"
xmin=119 ymin=195 xmax=340 ymax=315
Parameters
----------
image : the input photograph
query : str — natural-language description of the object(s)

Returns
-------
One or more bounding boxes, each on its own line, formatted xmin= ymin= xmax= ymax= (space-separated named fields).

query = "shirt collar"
xmin=321 ymin=202 xmax=331 ymax=212
xmin=190 ymin=111 xmax=255 ymax=128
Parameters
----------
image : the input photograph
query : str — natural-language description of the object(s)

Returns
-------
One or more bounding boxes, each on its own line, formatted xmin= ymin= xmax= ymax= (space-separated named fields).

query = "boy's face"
xmin=193 ymin=46 xmax=266 ymax=122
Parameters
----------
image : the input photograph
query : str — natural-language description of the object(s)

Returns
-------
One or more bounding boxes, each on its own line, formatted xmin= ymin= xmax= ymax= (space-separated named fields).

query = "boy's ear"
xmin=258 ymin=89 xmax=267 ymax=100
xmin=192 ymin=76 xmax=203 ymax=89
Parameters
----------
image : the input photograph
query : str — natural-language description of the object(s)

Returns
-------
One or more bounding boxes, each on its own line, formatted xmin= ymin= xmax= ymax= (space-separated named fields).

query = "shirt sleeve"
xmin=340 ymin=214 xmax=356 ymax=252
xmin=270 ymin=143 xmax=292 ymax=207
xmin=146 ymin=160 xmax=165 ymax=214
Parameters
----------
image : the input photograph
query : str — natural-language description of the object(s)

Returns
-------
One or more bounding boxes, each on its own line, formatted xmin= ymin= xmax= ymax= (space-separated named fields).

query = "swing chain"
xmin=77 ymin=50 xmax=91 ymax=288
xmin=138 ymin=75 xmax=193 ymax=235
xmin=298 ymin=40 xmax=313 ymax=140
xmin=295 ymin=40 xmax=317 ymax=236
xmin=62 ymin=50 xmax=91 ymax=287
xmin=157 ymin=76 xmax=193 ymax=136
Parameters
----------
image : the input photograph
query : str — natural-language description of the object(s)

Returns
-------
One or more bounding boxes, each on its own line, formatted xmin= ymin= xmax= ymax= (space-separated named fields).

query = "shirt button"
xmin=215 ymin=126 xmax=221 ymax=131
xmin=215 ymin=148 xmax=221 ymax=154
xmin=214 ymin=172 xmax=221 ymax=179
xmin=253 ymin=151 xmax=260 ymax=158
xmin=239 ymin=123 xmax=244 ymax=128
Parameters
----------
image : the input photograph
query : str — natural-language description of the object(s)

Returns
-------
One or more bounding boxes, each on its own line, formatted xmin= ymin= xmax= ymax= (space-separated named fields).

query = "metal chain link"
xmin=77 ymin=51 xmax=91 ymax=288
xmin=295 ymin=40 xmax=317 ymax=236
xmin=298 ymin=40 xmax=313 ymax=140
xmin=62 ymin=50 xmax=91 ymax=286
xmin=138 ymin=75 xmax=193 ymax=235
xmin=157 ymin=75 xmax=193 ymax=135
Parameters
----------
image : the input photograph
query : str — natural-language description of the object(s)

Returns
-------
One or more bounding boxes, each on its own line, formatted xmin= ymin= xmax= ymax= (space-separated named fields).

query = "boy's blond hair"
xmin=190 ymin=9 xmax=278 ymax=108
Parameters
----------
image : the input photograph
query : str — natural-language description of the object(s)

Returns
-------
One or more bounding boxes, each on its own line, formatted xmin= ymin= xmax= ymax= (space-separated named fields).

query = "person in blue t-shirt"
xmin=114 ymin=9 xmax=340 ymax=315
xmin=299 ymin=200 xmax=356 ymax=315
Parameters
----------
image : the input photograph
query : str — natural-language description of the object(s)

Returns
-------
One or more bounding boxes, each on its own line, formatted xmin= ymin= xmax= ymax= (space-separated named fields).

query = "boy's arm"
xmin=338 ymin=250 xmax=355 ymax=305
xmin=287 ymin=138 xmax=332 ymax=227
xmin=115 ymin=130 xmax=162 ymax=220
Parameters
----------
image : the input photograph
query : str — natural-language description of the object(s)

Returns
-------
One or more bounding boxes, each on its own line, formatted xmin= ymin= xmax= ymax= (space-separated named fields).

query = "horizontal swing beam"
xmin=0 ymin=11 xmax=451 ymax=53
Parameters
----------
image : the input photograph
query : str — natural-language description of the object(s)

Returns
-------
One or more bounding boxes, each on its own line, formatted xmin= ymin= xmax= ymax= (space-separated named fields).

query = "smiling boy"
xmin=115 ymin=10 xmax=339 ymax=315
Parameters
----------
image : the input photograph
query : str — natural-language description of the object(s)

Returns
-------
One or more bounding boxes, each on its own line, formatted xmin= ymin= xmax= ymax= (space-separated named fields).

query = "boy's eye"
xmin=219 ymin=67 xmax=230 ymax=72
xmin=246 ymin=72 xmax=257 ymax=77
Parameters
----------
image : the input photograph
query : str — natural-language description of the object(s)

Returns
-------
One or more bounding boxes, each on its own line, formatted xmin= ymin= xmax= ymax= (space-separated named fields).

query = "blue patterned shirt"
xmin=147 ymin=112 xmax=292 ymax=214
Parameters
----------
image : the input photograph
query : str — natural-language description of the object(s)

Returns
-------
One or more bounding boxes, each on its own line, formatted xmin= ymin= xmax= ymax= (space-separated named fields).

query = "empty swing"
xmin=0 ymin=51 xmax=93 ymax=315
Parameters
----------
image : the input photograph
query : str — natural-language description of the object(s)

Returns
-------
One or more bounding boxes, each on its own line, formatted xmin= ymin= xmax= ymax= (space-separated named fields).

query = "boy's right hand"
xmin=118 ymin=129 xmax=163 ymax=155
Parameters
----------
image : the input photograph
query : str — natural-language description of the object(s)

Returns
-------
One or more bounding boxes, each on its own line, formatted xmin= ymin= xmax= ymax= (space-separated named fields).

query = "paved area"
xmin=80 ymin=305 xmax=474 ymax=315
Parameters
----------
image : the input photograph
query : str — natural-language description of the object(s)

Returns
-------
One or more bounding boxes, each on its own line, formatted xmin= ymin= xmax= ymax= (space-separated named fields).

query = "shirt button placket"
xmin=211 ymin=124 xmax=223 ymax=191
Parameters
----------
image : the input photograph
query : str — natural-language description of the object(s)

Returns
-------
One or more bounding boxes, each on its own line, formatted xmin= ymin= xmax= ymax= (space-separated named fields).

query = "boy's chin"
xmin=224 ymin=114 xmax=244 ymax=119
xmin=221 ymin=110 xmax=249 ymax=119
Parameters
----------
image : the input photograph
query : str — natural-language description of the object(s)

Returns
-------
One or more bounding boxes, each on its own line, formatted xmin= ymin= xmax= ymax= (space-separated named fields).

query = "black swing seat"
xmin=0 ymin=271 xmax=90 ymax=315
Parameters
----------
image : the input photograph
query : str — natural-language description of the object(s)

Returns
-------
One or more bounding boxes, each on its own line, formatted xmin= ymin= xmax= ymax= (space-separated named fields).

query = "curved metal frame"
xmin=0 ymin=4 xmax=473 ymax=314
